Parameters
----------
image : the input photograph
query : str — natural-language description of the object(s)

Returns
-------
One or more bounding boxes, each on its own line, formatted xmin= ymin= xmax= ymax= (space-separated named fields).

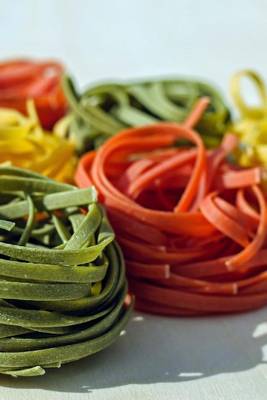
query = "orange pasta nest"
xmin=75 ymin=98 xmax=267 ymax=316
xmin=0 ymin=59 xmax=66 ymax=128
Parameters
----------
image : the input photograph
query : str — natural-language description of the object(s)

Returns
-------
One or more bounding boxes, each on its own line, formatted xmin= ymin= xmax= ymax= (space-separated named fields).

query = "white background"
xmin=1 ymin=0 xmax=266 ymax=96
xmin=1 ymin=1 xmax=267 ymax=399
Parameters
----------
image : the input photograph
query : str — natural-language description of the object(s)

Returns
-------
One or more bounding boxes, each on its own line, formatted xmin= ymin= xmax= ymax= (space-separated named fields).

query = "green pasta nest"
xmin=0 ymin=166 xmax=132 ymax=377
xmin=59 ymin=75 xmax=231 ymax=152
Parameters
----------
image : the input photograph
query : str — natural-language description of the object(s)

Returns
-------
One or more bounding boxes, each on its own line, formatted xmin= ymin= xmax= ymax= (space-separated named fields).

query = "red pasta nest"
xmin=0 ymin=59 xmax=66 ymax=128
xmin=75 ymin=99 xmax=267 ymax=316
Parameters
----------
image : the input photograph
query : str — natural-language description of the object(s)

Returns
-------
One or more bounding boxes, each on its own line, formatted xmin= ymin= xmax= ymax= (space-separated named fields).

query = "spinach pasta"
xmin=0 ymin=166 xmax=131 ymax=377
xmin=57 ymin=75 xmax=230 ymax=152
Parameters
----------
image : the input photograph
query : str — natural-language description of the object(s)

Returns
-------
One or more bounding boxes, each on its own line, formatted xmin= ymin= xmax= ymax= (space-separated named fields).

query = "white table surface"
xmin=0 ymin=1 xmax=267 ymax=399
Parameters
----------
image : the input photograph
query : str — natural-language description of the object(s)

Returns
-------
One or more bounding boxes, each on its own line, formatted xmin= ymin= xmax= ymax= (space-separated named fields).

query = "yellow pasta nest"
xmin=231 ymin=70 xmax=267 ymax=168
xmin=0 ymin=101 xmax=76 ymax=182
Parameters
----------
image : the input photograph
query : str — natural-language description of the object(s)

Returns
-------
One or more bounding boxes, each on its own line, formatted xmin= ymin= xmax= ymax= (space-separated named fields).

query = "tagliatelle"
xmin=0 ymin=59 xmax=66 ymax=128
xmin=0 ymin=166 xmax=132 ymax=377
xmin=56 ymin=75 xmax=230 ymax=153
xmin=0 ymin=100 xmax=76 ymax=182
xmin=231 ymin=70 xmax=267 ymax=171
xmin=75 ymin=98 xmax=267 ymax=316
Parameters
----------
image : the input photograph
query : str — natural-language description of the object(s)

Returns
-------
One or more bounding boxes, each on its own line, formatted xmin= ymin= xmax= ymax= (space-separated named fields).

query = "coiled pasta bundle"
xmin=0 ymin=166 xmax=131 ymax=377
xmin=57 ymin=75 xmax=230 ymax=152
xmin=75 ymin=99 xmax=267 ymax=316
xmin=0 ymin=100 xmax=76 ymax=183
xmin=0 ymin=59 xmax=66 ymax=128
xmin=231 ymin=70 xmax=267 ymax=170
